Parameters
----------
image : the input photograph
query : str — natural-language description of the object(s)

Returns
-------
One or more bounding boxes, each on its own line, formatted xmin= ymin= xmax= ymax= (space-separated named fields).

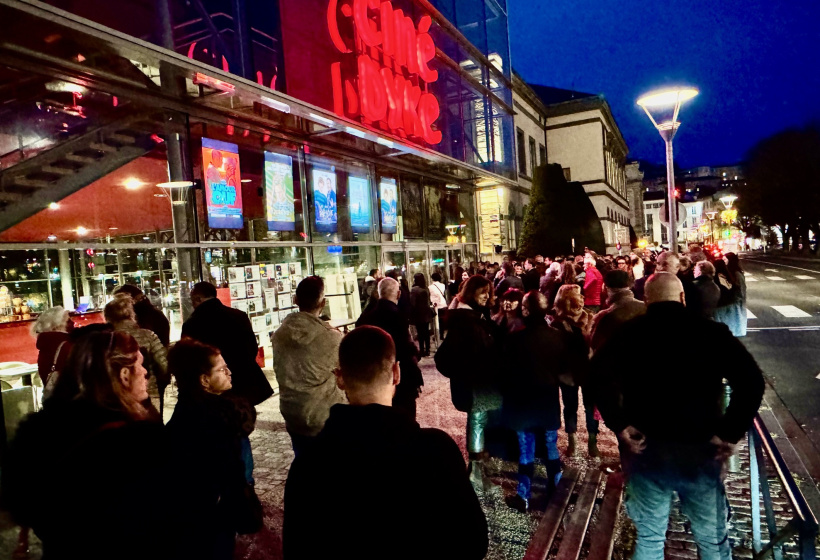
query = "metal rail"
xmin=748 ymin=414 xmax=819 ymax=560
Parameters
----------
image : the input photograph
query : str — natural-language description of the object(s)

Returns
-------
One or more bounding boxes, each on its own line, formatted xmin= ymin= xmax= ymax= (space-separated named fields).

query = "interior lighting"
xmin=193 ymin=72 xmax=236 ymax=94
xmin=76 ymin=226 xmax=89 ymax=236
xmin=261 ymin=97 xmax=291 ymax=113
xmin=310 ymin=113 xmax=335 ymax=127
xmin=47 ymin=235 xmax=57 ymax=241
xmin=241 ymin=179 xmax=252 ymax=183
xmin=48 ymin=202 xmax=59 ymax=210
xmin=124 ymin=177 xmax=144 ymax=190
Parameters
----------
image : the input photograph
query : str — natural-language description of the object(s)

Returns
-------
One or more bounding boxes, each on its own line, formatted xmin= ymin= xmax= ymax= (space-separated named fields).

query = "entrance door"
xmin=407 ymin=247 xmax=429 ymax=284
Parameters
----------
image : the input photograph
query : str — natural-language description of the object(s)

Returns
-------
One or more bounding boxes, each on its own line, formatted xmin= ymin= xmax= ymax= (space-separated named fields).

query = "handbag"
xmin=42 ymin=341 xmax=67 ymax=399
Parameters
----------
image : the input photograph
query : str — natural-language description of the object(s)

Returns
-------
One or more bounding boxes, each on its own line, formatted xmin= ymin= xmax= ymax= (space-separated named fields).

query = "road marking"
xmin=772 ymin=305 xmax=812 ymax=318
xmin=795 ymin=275 xmax=815 ymax=280
xmin=766 ymin=276 xmax=786 ymax=281
xmin=745 ymin=258 xmax=820 ymax=275
xmin=747 ymin=277 xmax=758 ymax=282
xmin=765 ymin=268 xmax=779 ymax=272
xmin=747 ymin=310 xmax=757 ymax=319
xmin=748 ymin=325 xmax=820 ymax=332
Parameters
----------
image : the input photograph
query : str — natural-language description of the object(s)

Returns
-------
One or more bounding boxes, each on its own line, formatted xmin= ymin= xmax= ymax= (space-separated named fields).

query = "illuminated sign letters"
xmin=327 ymin=0 xmax=442 ymax=145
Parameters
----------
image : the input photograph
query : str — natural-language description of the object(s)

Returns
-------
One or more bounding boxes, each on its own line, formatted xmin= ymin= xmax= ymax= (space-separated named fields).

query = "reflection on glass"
xmin=313 ymin=246 xmax=379 ymax=323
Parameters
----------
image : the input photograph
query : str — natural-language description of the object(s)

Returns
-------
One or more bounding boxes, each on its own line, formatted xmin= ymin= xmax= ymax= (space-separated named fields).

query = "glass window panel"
xmin=312 ymin=245 xmax=379 ymax=323
xmin=408 ymin=250 xmax=429 ymax=284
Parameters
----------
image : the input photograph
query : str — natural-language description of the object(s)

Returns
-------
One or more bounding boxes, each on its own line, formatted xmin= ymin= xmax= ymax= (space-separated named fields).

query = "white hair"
xmin=32 ymin=306 xmax=69 ymax=336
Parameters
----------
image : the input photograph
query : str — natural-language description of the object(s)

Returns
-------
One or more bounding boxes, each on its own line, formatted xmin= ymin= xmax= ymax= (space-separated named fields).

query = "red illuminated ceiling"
xmin=0 ymin=155 xmax=174 ymax=242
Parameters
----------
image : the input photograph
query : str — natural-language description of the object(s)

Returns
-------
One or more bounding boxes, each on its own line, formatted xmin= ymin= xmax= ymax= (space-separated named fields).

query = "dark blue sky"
xmin=507 ymin=0 xmax=820 ymax=168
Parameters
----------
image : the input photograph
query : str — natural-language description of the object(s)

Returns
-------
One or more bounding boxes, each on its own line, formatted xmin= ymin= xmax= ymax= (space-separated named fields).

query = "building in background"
xmin=527 ymin=86 xmax=630 ymax=254
xmin=0 ymin=0 xmax=514 ymax=365
xmin=626 ymin=161 xmax=645 ymax=241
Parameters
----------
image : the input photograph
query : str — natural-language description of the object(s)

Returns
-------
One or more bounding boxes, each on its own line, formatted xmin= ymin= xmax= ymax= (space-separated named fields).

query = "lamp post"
xmin=637 ymin=87 xmax=698 ymax=254
xmin=706 ymin=210 xmax=718 ymax=246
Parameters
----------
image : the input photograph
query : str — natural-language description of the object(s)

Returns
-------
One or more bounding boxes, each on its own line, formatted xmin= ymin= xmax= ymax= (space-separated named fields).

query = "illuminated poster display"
xmin=264 ymin=152 xmax=295 ymax=231
xmin=380 ymin=178 xmax=398 ymax=234
xmin=348 ymin=176 xmax=370 ymax=233
xmin=312 ymin=167 xmax=337 ymax=233
xmin=202 ymin=138 xmax=244 ymax=229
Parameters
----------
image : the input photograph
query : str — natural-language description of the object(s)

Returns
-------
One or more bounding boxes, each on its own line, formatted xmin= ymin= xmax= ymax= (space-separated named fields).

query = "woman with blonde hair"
xmin=31 ymin=306 xmax=73 ymax=388
xmin=2 ymin=331 xmax=177 ymax=559
xmin=550 ymin=284 xmax=599 ymax=457
xmin=105 ymin=293 xmax=169 ymax=415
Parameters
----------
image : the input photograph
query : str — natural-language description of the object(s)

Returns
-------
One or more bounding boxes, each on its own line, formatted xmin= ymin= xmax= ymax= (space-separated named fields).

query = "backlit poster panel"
xmin=202 ymin=138 xmax=244 ymax=229
xmin=380 ymin=178 xmax=398 ymax=234
xmin=312 ymin=167 xmax=337 ymax=233
xmin=264 ymin=152 xmax=295 ymax=231
xmin=349 ymin=176 xmax=370 ymax=233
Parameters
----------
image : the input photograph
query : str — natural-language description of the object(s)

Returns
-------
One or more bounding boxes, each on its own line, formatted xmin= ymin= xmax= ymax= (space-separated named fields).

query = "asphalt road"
xmin=739 ymin=253 xmax=820 ymax=452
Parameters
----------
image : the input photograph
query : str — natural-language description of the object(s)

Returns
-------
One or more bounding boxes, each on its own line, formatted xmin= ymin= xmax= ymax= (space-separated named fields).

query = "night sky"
xmin=508 ymin=0 xmax=820 ymax=169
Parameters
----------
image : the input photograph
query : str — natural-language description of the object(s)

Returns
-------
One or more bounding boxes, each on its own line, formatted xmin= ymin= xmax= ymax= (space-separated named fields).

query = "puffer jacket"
xmin=271 ymin=312 xmax=345 ymax=437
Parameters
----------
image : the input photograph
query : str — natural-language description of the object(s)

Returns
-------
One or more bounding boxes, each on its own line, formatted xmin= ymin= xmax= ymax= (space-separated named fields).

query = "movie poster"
xmin=349 ymin=176 xmax=371 ymax=233
xmin=312 ymin=168 xmax=338 ymax=232
xmin=202 ymin=138 xmax=244 ymax=229
xmin=380 ymin=178 xmax=398 ymax=234
xmin=264 ymin=152 xmax=295 ymax=231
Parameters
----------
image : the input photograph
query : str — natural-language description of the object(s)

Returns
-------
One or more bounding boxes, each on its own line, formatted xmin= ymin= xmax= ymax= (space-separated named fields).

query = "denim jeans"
xmin=467 ymin=410 xmax=489 ymax=454
xmin=240 ymin=435 xmax=255 ymax=485
xmin=560 ymin=383 xmax=598 ymax=435
xmin=516 ymin=430 xmax=561 ymax=500
xmin=626 ymin=467 xmax=731 ymax=560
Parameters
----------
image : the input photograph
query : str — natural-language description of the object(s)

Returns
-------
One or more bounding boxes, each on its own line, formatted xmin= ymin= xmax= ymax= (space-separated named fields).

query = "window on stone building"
xmin=517 ymin=128 xmax=527 ymax=175
xmin=563 ymin=167 xmax=571 ymax=181
xmin=529 ymin=136 xmax=537 ymax=176
xmin=539 ymin=143 xmax=546 ymax=166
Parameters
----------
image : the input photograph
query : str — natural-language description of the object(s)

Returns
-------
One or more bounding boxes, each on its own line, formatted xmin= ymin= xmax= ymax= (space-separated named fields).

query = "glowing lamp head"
xmin=124 ymin=177 xmax=144 ymax=190
xmin=636 ymin=87 xmax=699 ymax=109
xmin=76 ymin=226 xmax=89 ymax=236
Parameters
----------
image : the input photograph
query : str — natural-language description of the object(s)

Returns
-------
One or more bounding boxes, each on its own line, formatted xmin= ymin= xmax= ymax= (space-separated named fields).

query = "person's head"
xmin=461 ymin=270 xmax=469 ymax=282
xmin=643 ymin=260 xmax=657 ymax=275
xmin=169 ymin=339 xmax=231 ymax=397
xmin=458 ymin=275 xmax=493 ymax=308
xmin=190 ymin=282 xmax=217 ymax=308
xmin=656 ymin=251 xmax=680 ymax=274
xmin=377 ymin=277 xmax=400 ymax=304
xmin=453 ymin=266 xmax=464 ymax=282
xmin=678 ymin=255 xmax=693 ymax=274
xmin=413 ymin=273 xmax=427 ymax=289
xmin=616 ymin=256 xmax=629 ymax=271
xmin=295 ymin=275 xmax=326 ymax=314
xmin=502 ymin=261 xmax=515 ymax=277
xmin=104 ymin=294 xmax=137 ymax=325
xmin=713 ymin=258 xmax=731 ymax=278
xmin=604 ymin=269 xmax=631 ymax=290
xmin=584 ymin=251 xmax=597 ymax=267
xmin=535 ymin=255 xmax=545 ymax=264
xmin=535 ymin=263 xmax=547 ymax=277
xmin=67 ymin=331 xmax=150 ymax=420
xmin=553 ymin=284 xmax=584 ymax=318
xmin=499 ymin=289 xmax=524 ymax=317
xmin=368 ymin=268 xmax=379 ymax=279
xmin=431 ymin=272 xmax=442 ymax=283
xmin=335 ymin=326 xmax=399 ymax=405
xmin=644 ymin=273 xmax=685 ymax=306
xmin=522 ymin=290 xmax=549 ymax=320
xmin=113 ymin=284 xmax=145 ymax=304
xmin=724 ymin=252 xmax=743 ymax=275
xmin=694 ymin=260 xmax=716 ymax=279
xmin=514 ymin=263 xmax=523 ymax=276
xmin=32 ymin=306 xmax=70 ymax=336
xmin=561 ymin=261 xmax=576 ymax=284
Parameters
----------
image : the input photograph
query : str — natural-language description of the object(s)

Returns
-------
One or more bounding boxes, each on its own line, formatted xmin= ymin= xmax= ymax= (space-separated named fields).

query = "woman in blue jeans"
xmin=501 ymin=291 xmax=568 ymax=512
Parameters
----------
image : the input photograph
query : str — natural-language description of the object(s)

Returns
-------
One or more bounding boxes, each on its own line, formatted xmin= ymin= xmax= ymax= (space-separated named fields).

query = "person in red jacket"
xmin=583 ymin=251 xmax=604 ymax=313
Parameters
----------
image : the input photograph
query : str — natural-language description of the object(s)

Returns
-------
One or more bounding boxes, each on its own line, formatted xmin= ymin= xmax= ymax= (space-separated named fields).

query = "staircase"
xmin=0 ymin=116 xmax=157 ymax=232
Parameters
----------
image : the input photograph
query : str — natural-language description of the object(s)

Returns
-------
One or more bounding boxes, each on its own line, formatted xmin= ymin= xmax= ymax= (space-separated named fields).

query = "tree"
xmin=519 ymin=164 xmax=606 ymax=257
xmin=740 ymin=124 xmax=820 ymax=252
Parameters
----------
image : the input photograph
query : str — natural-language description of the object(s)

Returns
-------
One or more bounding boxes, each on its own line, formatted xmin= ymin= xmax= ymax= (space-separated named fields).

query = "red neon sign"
xmin=327 ymin=0 xmax=442 ymax=145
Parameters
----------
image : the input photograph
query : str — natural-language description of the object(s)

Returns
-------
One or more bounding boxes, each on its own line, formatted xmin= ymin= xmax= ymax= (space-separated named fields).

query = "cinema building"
xmin=0 ymin=0 xmax=516 ymax=366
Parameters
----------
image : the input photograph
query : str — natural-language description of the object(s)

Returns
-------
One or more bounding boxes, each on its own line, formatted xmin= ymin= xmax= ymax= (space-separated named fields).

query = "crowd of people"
xmin=1 ymin=242 xmax=764 ymax=560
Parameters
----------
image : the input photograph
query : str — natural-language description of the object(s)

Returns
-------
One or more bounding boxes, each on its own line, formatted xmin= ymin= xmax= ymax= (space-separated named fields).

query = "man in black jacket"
xmin=114 ymin=284 xmax=171 ymax=346
xmin=356 ymin=277 xmax=423 ymax=419
xmin=182 ymin=282 xmax=274 ymax=406
xmin=689 ymin=260 xmax=722 ymax=320
xmin=590 ymin=273 xmax=764 ymax=560
xmin=283 ymin=326 xmax=488 ymax=560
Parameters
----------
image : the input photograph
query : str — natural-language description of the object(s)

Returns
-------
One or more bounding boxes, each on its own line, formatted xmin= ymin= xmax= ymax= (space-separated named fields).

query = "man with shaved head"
xmin=356 ymin=277 xmax=424 ymax=418
xmin=590 ymin=272 xmax=764 ymax=560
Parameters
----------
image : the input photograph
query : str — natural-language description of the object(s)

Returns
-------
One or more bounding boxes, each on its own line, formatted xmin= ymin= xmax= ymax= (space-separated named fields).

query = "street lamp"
xmin=719 ymin=195 xmax=737 ymax=210
xmin=706 ymin=210 xmax=718 ymax=245
xmin=637 ymin=86 xmax=699 ymax=254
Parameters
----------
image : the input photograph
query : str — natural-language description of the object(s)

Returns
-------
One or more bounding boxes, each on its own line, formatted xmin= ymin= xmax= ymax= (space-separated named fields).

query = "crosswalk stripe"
xmin=772 ymin=305 xmax=812 ymax=318
xmin=747 ymin=277 xmax=758 ymax=282
xmin=747 ymin=310 xmax=757 ymax=319
xmin=765 ymin=269 xmax=779 ymax=272
xmin=795 ymin=275 xmax=815 ymax=280
xmin=766 ymin=276 xmax=786 ymax=281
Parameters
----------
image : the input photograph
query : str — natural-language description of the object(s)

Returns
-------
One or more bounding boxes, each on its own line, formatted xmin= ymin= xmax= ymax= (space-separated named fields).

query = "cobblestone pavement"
xmin=2 ymin=358 xmax=819 ymax=560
